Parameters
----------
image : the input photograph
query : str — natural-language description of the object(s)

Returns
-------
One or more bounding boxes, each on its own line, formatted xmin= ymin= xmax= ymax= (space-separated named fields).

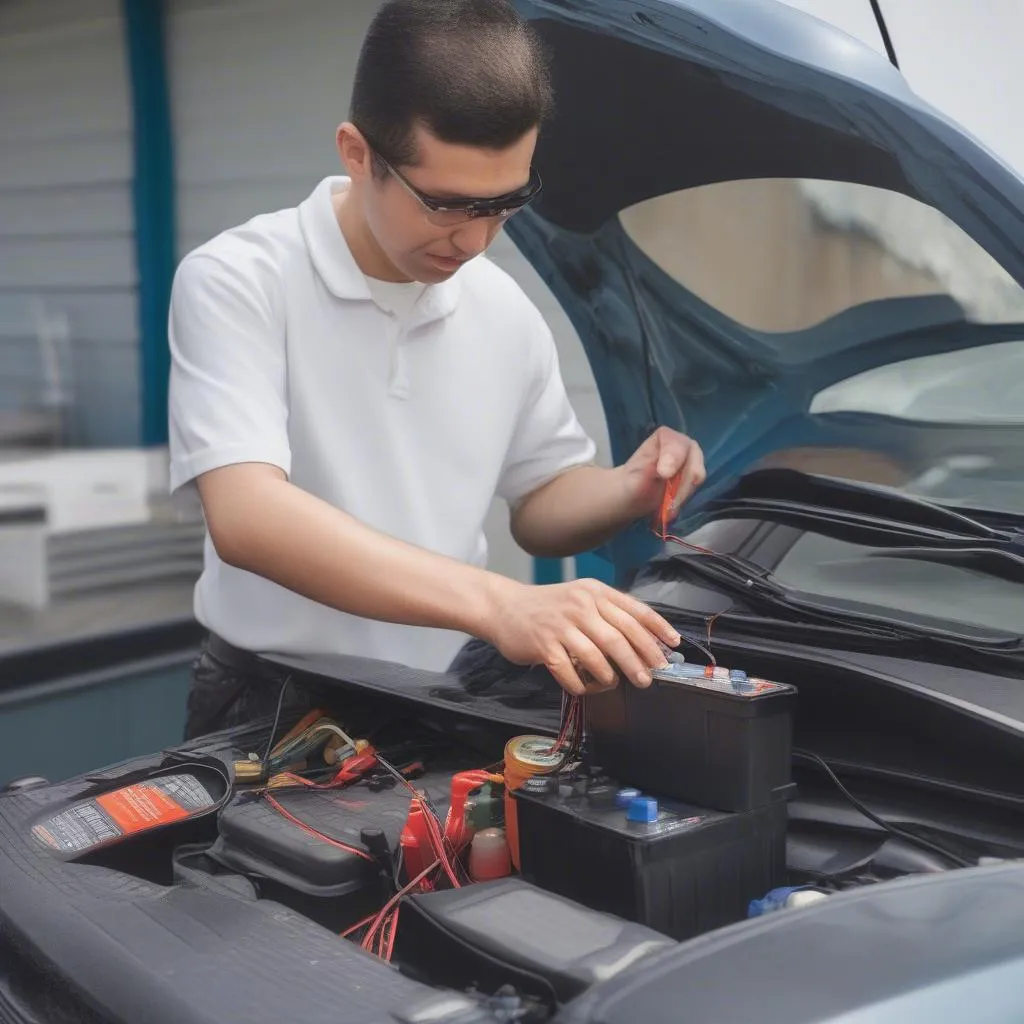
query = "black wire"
xmin=261 ymin=674 xmax=293 ymax=765
xmin=678 ymin=632 xmax=716 ymax=665
xmin=793 ymin=750 xmax=973 ymax=868
xmin=868 ymin=0 xmax=900 ymax=69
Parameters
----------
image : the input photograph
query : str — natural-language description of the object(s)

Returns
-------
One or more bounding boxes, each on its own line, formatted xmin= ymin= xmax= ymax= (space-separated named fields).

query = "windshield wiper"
xmin=722 ymin=468 xmax=1020 ymax=543
xmin=650 ymin=555 xmax=1023 ymax=654
xmin=710 ymin=497 xmax=1023 ymax=553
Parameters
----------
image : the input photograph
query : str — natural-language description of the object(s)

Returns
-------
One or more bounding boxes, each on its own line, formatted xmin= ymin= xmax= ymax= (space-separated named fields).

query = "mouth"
xmin=427 ymin=253 xmax=469 ymax=270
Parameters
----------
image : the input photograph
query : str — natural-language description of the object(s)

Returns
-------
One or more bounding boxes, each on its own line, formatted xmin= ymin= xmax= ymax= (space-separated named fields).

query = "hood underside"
xmin=507 ymin=0 xmax=1024 ymax=577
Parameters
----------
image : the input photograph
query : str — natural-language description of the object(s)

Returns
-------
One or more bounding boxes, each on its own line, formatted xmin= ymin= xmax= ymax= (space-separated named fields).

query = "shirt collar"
xmin=298 ymin=176 xmax=461 ymax=326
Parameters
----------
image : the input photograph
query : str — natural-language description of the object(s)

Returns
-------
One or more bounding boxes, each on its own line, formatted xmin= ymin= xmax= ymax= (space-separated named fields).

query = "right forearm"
xmin=204 ymin=469 xmax=514 ymax=641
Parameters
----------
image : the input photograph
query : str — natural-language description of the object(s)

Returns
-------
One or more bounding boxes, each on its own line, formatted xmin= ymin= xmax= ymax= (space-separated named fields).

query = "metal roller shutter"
xmin=0 ymin=0 xmax=139 ymax=446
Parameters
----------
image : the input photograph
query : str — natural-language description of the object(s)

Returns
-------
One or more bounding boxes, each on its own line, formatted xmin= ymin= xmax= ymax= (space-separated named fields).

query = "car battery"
xmin=585 ymin=662 xmax=797 ymax=812
xmin=513 ymin=773 xmax=787 ymax=941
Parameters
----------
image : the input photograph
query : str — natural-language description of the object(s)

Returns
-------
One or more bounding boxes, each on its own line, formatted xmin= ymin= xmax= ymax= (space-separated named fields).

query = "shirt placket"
xmin=387 ymin=318 xmax=411 ymax=399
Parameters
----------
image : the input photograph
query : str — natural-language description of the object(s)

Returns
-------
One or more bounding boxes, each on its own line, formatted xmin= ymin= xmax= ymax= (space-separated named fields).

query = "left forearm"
xmin=510 ymin=465 xmax=643 ymax=559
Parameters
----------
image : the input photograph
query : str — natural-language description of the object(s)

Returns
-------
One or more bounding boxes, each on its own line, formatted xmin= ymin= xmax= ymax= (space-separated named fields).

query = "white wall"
xmin=166 ymin=0 xmax=609 ymax=582
xmin=776 ymin=0 xmax=1024 ymax=178
xmin=0 ymin=0 xmax=140 ymax=445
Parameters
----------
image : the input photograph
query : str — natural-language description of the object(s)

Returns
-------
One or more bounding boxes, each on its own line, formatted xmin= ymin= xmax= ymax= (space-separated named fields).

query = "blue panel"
xmin=533 ymin=557 xmax=565 ymax=585
xmin=0 ymin=657 xmax=193 ymax=787
xmin=575 ymin=550 xmax=616 ymax=584
xmin=122 ymin=0 xmax=176 ymax=447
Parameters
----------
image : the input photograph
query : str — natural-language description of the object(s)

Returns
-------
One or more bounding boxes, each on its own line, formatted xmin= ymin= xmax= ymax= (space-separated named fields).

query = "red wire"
xmin=552 ymin=694 xmax=581 ymax=753
xmin=654 ymin=478 xmax=726 ymax=662
xmin=264 ymin=793 xmax=374 ymax=862
xmin=384 ymin=905 xmax=400 ymax=961
xmin=415 ymin=794 xmax=462 ymax=888
xmin=340 ymin=911 xmax=378 ymax=939
xmin=362 ymin=858 xmax=441 ymax=953
xmin=663 ymin=531 xmax=717 ymax=557
xmin=377 ymin=763 xmax=461 ymax=885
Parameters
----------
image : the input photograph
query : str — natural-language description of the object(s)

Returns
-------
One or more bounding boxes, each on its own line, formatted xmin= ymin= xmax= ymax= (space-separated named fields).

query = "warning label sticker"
xmin=32 ymin=802 xmax=121 ymax=854
xmin=32 ymin=774 xmax=216 ymax=855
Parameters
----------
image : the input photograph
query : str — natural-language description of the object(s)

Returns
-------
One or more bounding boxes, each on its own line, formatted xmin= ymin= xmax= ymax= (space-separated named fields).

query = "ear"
xmin=337 ymin=122 xmax=373 ymax=183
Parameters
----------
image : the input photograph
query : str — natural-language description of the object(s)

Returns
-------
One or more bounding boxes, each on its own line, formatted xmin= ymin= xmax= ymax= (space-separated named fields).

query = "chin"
xmin=414 ymin=263 xmax=459 ymax=285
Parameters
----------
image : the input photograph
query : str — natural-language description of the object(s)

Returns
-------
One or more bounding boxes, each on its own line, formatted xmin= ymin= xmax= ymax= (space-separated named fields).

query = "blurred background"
xmin=0 ymin=0 xmax=1021 ymax=783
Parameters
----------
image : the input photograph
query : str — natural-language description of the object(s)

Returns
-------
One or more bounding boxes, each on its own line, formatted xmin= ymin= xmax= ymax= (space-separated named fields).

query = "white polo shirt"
xmin=168 ymin=175 xmax=596 ymax=671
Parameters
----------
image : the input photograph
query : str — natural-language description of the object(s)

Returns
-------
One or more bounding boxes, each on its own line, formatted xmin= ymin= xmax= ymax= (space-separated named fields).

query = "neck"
xmin=333 ymin=187 xmax=412 ymax=283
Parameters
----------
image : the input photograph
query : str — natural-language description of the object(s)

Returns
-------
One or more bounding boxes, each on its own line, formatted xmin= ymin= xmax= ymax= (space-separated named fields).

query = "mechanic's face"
xmin=337 ymin=121 xmax=539 ymax=284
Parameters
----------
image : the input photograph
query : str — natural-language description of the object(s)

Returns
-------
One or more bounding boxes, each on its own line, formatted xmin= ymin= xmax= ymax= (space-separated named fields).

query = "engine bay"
xmin=5 ymin=647 xmax=1022 ymax=1024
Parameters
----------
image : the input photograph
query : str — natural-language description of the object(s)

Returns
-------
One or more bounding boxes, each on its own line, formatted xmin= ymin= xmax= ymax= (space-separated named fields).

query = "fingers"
xmin=528 ymin=580 xmax=682 ymax=697
xmin=601 ymin=585 xmax=681 ymax=650
xmin=578 ymin=616 xmax=652 ymax=688
xmin=651 ymin=428 xmax=707 ymax=513
xmin=673 ymin=444 xmax=707 ymax=510
xmin=600 ymin=601 xmax=670 ymax=675
xmin=561 ymin=629 xmax=620 ymax=693
xmin=543 ymin=647 xmax=588 ymax=697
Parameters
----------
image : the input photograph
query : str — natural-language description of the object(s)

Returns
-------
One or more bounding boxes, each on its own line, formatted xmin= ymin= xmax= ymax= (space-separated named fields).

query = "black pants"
xmin=182 ymin=634 xmax=519 ymax=741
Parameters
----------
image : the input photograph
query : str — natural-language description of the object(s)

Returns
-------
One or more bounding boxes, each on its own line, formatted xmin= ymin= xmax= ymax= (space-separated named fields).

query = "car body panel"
xmin=507 ymin=0 xmax=1024 ymax=577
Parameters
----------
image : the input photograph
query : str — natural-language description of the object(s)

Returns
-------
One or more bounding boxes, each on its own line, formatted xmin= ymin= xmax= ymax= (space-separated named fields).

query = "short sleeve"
xmin=496 ymin=313 xmax=597 ymax=506
xmin=167 ymin=251 xmax=291 ymax=494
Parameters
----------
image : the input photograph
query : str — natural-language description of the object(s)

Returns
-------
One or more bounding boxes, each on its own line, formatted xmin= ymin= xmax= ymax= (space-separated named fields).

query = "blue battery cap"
xmin=730 ymin=669 xmax=752 ymax=693
xmin=627 ymin=796 xmax=659 ymax=823
xmin=615 ymin=787 xmax=641 ymax=809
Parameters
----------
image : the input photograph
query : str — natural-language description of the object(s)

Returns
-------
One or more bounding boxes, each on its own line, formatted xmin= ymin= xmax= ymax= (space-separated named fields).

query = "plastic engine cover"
xmin=393 ymin=877 xmax=674 ymax=1003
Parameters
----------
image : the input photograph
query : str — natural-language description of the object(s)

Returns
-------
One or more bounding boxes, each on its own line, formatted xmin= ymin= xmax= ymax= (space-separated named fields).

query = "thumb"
xmin=656 ymin=450 xmax=680 ymax=480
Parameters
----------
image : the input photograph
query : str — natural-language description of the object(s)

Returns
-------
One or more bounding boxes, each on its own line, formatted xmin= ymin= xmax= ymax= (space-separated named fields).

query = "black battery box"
xmin=513 ymin=773 xmax=787 ymax=941
xmin=586 ymin=663 xmax=797 ymax=812
xmin=208 ymin=771 xmax=451 ymax=932
xmin=392 ymin=876 xmax=674 ymax=1003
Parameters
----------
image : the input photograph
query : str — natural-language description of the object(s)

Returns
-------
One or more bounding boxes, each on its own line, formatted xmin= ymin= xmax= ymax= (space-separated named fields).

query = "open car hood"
xmin=506 ymin=0 xmax=1024 ymax=577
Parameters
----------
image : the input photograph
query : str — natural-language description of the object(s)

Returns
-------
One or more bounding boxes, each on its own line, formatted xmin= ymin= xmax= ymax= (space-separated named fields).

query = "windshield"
xmin=771 ymin=530 xmax=1023 ymax=635
xmin=620 ymin=179 xmax=1024 ymax=516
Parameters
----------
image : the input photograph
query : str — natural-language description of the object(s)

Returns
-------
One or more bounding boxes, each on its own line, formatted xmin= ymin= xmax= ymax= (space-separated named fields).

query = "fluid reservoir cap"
xmin=627 ymin=796 xmax=659 ymax=823
xmin=615 ymin=787 xmax=641 ymax=809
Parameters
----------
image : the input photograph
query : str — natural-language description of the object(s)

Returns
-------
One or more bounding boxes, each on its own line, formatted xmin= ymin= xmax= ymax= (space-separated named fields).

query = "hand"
xmin=620 ymin=426 xmax=706 ymax=522
xmin=485 ymin=577 xmax=681 ymax=697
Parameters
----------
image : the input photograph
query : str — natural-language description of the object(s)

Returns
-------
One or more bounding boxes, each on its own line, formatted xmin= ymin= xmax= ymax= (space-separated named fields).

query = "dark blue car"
xmin=3 ymin=3 xmax=1024 ymax=1022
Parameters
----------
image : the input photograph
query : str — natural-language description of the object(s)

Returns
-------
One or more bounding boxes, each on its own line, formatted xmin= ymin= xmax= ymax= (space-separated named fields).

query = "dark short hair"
xmin=350 ymin=0 xmax=553 ymax=169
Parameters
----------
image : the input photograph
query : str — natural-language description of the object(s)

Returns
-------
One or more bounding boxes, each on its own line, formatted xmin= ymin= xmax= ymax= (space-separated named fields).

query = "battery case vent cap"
xmin=627 ymin=797 xmax=659 ymax=823
xmin=393 ymin=876 xmax=675 ymax=1002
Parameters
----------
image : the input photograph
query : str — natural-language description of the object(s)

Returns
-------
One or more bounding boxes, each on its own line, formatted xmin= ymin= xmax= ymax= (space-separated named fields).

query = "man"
xmin=168 ymin=0 xmax=706 ymax=739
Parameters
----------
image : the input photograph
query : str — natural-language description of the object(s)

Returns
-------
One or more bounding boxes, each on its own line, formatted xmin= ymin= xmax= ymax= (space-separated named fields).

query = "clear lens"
xmin=425 ymin=206 xmax=520 ymax=227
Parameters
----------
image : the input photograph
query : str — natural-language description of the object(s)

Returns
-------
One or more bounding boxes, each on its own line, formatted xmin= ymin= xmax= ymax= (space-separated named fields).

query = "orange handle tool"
xmin=659 ymin=472 xmax=682 ymax=538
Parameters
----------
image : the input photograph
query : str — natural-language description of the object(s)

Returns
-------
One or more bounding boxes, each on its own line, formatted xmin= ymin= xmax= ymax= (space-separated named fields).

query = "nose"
xmin=451 ymin=216 xmax=502 ymax=257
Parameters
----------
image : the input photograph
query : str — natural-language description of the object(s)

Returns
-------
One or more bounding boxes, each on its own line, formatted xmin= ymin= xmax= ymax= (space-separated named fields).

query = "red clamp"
xmin=331 ymin=748 xmax=378 ymax=786
xmin=443 ymin=769 xmax=493 ymax=854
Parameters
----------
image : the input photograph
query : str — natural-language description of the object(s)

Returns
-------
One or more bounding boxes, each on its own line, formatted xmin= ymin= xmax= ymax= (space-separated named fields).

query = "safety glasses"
xmin=370 ymin=145 xmax=543 ymax=226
